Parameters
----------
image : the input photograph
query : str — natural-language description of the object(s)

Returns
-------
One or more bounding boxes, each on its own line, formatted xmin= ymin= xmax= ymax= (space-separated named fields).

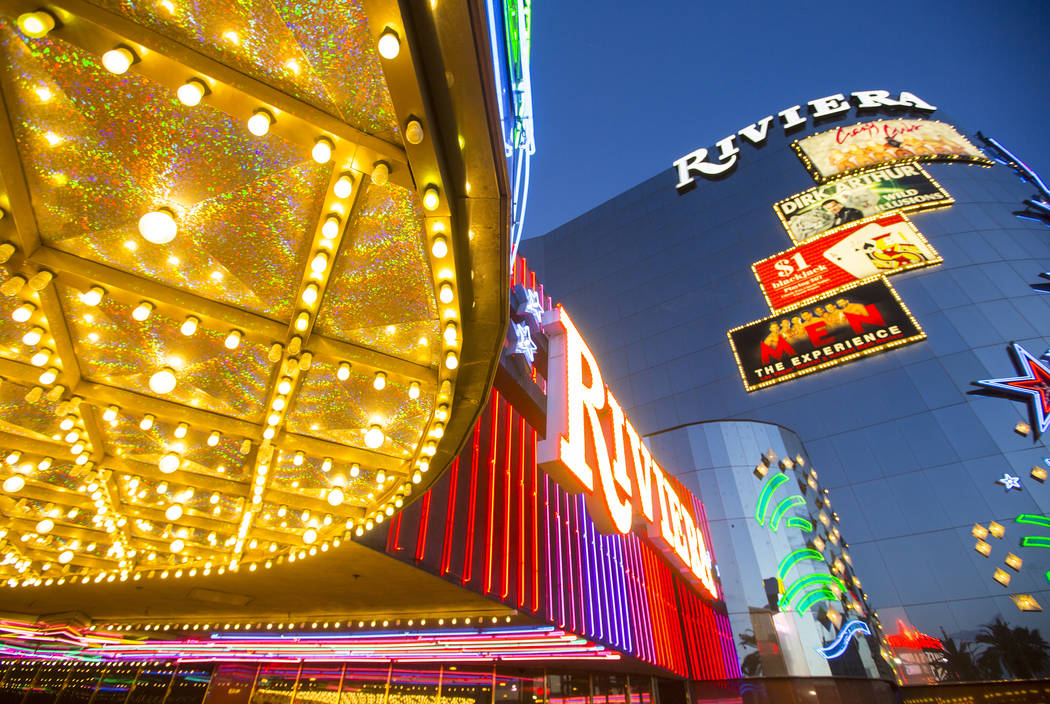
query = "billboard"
xmin=727 ymin=278 xmax=925 ymax=392
xmin=773 ymin=164 xmax=953 ymax=244
xmin=752 ymin=213 xmax=940 ymax=311
xmin=792 ymin=119 xmax=991 ymax=182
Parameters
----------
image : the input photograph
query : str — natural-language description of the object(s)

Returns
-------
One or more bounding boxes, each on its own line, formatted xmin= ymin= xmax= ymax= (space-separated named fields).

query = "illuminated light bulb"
xmin=371 ymin=161 xmax=389 ymax=186
xmin=59 ymin=416 xmax=75 ymax=431
xmin=377 ymin=28 xmax=401 ymax=59
xmin=132 ymin=302 xmax=153 ymax=321
xmin=247 ymin=109 xmax=274 ymax=136
xmin=435 ymin=405 xmax=449 ymax=421
xmin=431 ymin=424 xmax=444 ymax=438
xmin=376 ymin=470 xmax=386 ymax=484
xmin=303 ymin=528 xmax=317 ymax=544
xmin=444 ymin=351 xmax=458 ymax=370
xmin=311 ymin=137 xmax=334 ymax=164
xmin=263 ymin=427 xmax=275 ymax=440
xmin=271 ymin=397 xmax=286 ymax=412
xmin=422 ymin=186 xmax=440 ymax=211
xmin=170 ymin=539 xmax=184 ymax=553
xmin=158 ymin=453 xmax=180 ymax=474
xmin=384 ymin=505 xmax=393 ymax=516
xmin=405 ymin=120 xmax=424 ymax=145
xmin=310 ymin=252 xmax=328 ymax=273
xmin=103 ymin=405 xmax=118 ymax=422
xmin=38 ymin=367 xmax=58 ymax=385
xmin=293 ymin=451 xmax=304 ymax=466
xmin=165 ymin=504 xmax=183 ymax=521
xmin=3 ymin=475 xmax=25 ymax=493
xmin=267 ymin=413 xmax=280 ymax=426
xmin=373 ymin=372 xmax=386 ymax=390
xmin=294 ymin=312 xmax=309 ymax=332
xmin=81 ymin=287 xmax=105 ymax=306
xmin=302 ymin=283 xmax=320 ymax=306
xmin=408 ymin=381 xmax=420 ymax=399
xmin=180 ymin=316 xmax=199 ymax=336
xmin=364 ymin=425 xmax=384 ymax=449
xmin=443 ymin=322 xmax=457 ymax=344
xmin=224 ymin=330 xmax=241 ymax=349
xmin=30 ymin=349 xmax=51 ymax=367
xmin=138 ymin=209 xmax=177 ymax=245
xmin=334 ymin=174 xmax=354 ymax=199
xmin=349 ymin=463 xmax=360 ymax=478
xmin=277 ymin=377 xmax=293 ymax=395
xmin=438 ymin=283 xmax=454 ymax=304
xmin=412 ymin=470 xmax=421 ymax=484
xmin=334 ymin=362 xmax=351 ymax=381
xmin=140 ymin=415 xmax=154 ymax=431
xmin=17 ymin=10 xmax=56 ymax=37
xmin=21 ymin=327 xmax=43 ymax=346
xmin=5 ymin=452 xmax=19 ymax=466
xmin=12 ymin=303 xmax=35 ymax=322
xmin=417 ymin=458 xmax=429 ymax=472
xmin=327 ymin=488 xmax=344 ymax=506
xmin=101 ymin=47 xmax=137 ymax=75
xmin=422 ymin=442 xmax=436 ymax=457
xmin=176 ymin=78 xmax=208 ymax=107
xmin=321 ymin=215 xmax=340 ymax=239
xmin=58 ymin=550 xmax=73 ymax=564
xmin=431 ymin=236 xmax=448 ymax=258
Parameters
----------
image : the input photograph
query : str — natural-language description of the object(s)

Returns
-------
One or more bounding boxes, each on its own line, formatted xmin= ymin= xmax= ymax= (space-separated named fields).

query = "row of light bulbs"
xmin=101 ymin=614 xmax=516 ymax=632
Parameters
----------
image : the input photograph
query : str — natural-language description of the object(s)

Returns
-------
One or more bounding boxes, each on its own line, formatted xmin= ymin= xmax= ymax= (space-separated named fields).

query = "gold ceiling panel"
xmin=0 ymin=381 xmax=65 ymax=443
xmin=81 ymin=0 xmax=399 ymax=141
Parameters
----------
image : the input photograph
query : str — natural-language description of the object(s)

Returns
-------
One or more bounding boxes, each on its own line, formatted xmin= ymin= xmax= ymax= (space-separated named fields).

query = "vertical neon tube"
xmin=440 ymin=459 xmax=460 ymax=576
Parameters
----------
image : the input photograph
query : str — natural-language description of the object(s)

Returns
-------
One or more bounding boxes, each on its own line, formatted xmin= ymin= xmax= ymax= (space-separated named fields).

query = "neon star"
xmin=976 ymin=343 xmax=1050 ymax=435
xmin=520 ymin=288 xmax=544 ymax=326
xmin=512 ymin=322 xmax=537 ymax=365
xmin=997 ymin=473 xmax=1022 ymax=492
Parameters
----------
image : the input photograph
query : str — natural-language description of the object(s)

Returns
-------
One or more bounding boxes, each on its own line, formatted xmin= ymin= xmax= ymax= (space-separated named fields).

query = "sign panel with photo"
xmin=727 ymin=278 xmax=925 ymax=392
xmin=773 ymin=164 xmax=953 ymax=243
xmin=752 ymin=213 xmax=940 ymax=311
xmin=792 ymin=119 xmax=992 ymax=182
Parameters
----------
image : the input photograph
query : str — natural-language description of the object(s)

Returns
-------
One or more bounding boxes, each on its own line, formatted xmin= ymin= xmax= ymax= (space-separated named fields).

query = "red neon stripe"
xmin=440 ymin=458 xmax=460 ymax=575
xmin=500 ymin=399 xmax=513 ymax=600
xmin=463 ymin=421 xmax=481 ymax=585
xmin=388 ymin=512 xmax=403 ymax=553
xmin=415 ymin=490 xmax=432 ymax=563
xmin=483 ymin=391 xmax=500 ymax=594
xmin=529 ymin=425 xmax=539 ymax=612
xmin=516 ymin=414 xmax=526 ymax=607
xmin=561 ymin=490 xmax=575 ymax=634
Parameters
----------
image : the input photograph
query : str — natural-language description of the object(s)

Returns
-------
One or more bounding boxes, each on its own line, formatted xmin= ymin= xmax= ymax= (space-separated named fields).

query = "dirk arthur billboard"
xmin=727 ymin=278 xmax=925 ymax=392
xmin=773 ymin=164 xmax=953 ymax=244
xmin=752 ymin=213 xmax=940 ymax=311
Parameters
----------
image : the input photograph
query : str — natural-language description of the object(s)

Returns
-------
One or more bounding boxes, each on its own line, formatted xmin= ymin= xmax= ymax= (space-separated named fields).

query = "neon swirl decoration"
xmin=769 ymin=495 xmax=807 ymax=532
xmin=777 ymin=549 xmax=824 ymax=582
xmin=815 ymin=619 xmax=871 ymax=660
xmin=779 ymin=574 xmax=847 ymax=615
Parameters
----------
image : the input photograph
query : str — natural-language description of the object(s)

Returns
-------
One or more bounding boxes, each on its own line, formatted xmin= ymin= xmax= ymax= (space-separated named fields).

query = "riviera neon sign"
xmin=537 ymin=307 xmax=717 ymax=598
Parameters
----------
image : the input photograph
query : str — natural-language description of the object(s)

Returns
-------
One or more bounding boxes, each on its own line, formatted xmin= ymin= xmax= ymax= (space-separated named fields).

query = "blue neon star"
xmin=976 ymin=343 xmax=1050 ymax=435
xmin=997 ymin=473 xmax=1022 ymax=492
xmin=512 ymin=322 xmax=537 ymax=365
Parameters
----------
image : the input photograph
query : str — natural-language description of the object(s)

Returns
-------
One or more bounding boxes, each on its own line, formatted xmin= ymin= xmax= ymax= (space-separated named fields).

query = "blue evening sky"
xmin=521 ymin=1 xmax=1050 ymax=239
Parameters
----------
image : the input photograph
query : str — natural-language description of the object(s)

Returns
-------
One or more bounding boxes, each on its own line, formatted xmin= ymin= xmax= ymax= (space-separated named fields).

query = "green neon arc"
xmin=1017 ymin=514 xmax=1050 ymax=528
xmin=786 ymin=516 xmax=814 ymax=531
xmin=756 ymin=474 xmax=788 ymax=525
xmin=779 ymin=573 xmax=847 ymax=613
xmin=795 ymin=588 xmax=838 ymax=615
xmin=770 ymin=495 xmax=806 ymax=532
xmin=777 ymin=548 xmax=824 ymax=582
xmin=1022 ymin=536 xmax=1050 ymax=548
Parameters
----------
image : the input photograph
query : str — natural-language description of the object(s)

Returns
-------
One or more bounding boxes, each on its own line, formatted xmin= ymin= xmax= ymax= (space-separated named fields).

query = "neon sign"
xmin=537 ymin=306 xmax=717 ymax=598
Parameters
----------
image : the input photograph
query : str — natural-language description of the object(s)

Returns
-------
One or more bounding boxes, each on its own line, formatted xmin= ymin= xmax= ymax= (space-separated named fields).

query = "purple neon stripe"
xmin=633 ymin=538 xmax=657 ymax=663
xmin=603 ymin=530 xmax=623 ymax=650
xmin=554 ymin=481 xmax=566 ymax=629
xmin=561 ymin=490 xmax=575 ymax=634
xmin=573 ymin=494 xmax=587 ymax=637
xmin=583 ymin=506 xmax=601 ymax=642
xmin=544 ymin=476 xmax=555 ymax=624
xmin=614 ymin=538 xmax=633 ymax=654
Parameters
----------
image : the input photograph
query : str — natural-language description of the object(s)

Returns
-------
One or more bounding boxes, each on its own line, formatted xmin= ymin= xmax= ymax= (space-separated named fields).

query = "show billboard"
xmin=792 ymin=119 xmax=991 ymax=182
xmin=727 ymin=278 xmax=925 ymax=392
xmin=774 ymin=164 xmax=953 ymax=243
xmin=752 ymin=213 xmax=940 ymax=311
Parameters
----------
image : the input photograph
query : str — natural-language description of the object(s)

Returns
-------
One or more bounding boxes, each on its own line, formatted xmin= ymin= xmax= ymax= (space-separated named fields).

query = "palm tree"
xmin=975 ymin=617 xmax=1050 ymax=679
xmin=738 ymin=629 xmax=762 ymax=677
xmin=935 ymin=629 xmax=982 ymax=682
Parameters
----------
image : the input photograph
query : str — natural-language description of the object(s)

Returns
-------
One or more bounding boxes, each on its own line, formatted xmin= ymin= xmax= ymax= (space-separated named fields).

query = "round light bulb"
xmin=176 ymin=79 xmax=207 ymax=107
xmin=81 ymin=287 xmax=104 ymax=306
xmin=30 ymin=349 xmax=51 ymax=367
xmin=311 ymin=252 xmax=328 ymax=273
xmin=132 ymin=302 xmax=153 ymax=321
xmin=158 ymin=453 xmax=180 ymax=474
xmin=364 ymin=425 xmax=384 ymax=449
xmin=294 ymin=312 xmax=309 ymax=332
xmin=321 ymin=215 xmax=340 ymax=239
xmin=180 ymin=316 xmax=198 ymax=336
xmin=140 ymin=415 xmax=155 ymax=430
xmin=18 ymin=11 xmax=56 ymax=38
xmin=36 ymin=518 xmax=54 ymax=534
xmin=103 ymin=405 xmax=118 ymax=422
xmin=277 ymin=378 xmax=293 ymax=395
xmin=371 ymin=162 xmax=389 ymax=186
xmin=445 ymin=351 xmax=458 ymax=370
xmin=3 ymin=475 xmax=25 ymax=493
xmin=303 ymin=528 xmax=317 ymax=544
xmin=408 ymin=381 xmax=421 ymax=399
xmin=138 ymin=209 xmax=177 ymax=244
xmin=224 ymin=330 xmax=241 ymax=349
xmin=165 ymin=504 xmax=183 ymax=521
xmin=327 ymin=488 xmax=344 ymax=506
xmin=443 ymin=323 xmax=457 ymax=344
xmin=22 ymin=327 xmax=43 ymax=346
xmin=373 ymin=372 xmax=386 ymax=390
xmin=349 ymin=464 xmax=360 ymax=478
xmin=334 ymin=174 xmax=353 ymax=199
xmin=405 ymin=120 xmax=424 ymax=145
xmin=337 ymin=362 xmax=350 ymax=381
xmin=170 ymin=539 xmax=184 ymax=553
xmin=431 ymin=236 xmax=448 ymax=258
xmin=312 ymin=137 xmax=334 ymax=164
xmin=207 ymin=430 xmax=220 ymax=446
xmin=377 ymin=29 xmax=400 ymax=59
xmin=422 ymin=186 xmax=440 ymax=211
xmin=438 ymin=283 xmax=453 ymax=304
xmin=12 ymin=303 xmax=35 ymax=322
xmin=174 ymin=422 xmax=188 ymax=438
xmin=247 ymin=109 xmax=274 ymax=136
xmin=412 ymin=470 xmax=422 ymax=484
xmin=101 ymin=47 xmax=136 ymax=75
xmin=39 ymin=367 xmax=58 ymax=385
xmin=149 ymin=368 xmax=176 ymax=394
xmin=58 ymin=549 xmax=73 ymax=564
xmin=302 ymin=283 xmax=319 ymax=306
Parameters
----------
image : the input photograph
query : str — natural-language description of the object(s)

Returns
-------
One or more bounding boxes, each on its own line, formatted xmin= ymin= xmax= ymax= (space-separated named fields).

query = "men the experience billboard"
xmin=752 ymin=213 xmax=940 ymax=311
xmin=727 ymin=278 xmax=925 ymax=392
xmin=792 ymin=119 xmax=991 ymax=182
xmin=773 ymin=164 xmax=953 ymax=243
